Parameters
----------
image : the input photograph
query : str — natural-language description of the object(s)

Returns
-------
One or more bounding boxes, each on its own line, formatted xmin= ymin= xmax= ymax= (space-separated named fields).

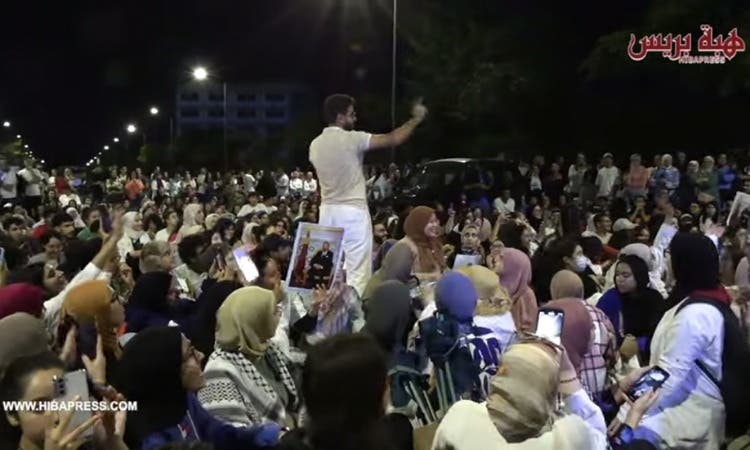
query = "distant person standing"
xmin=310 ymin=94 xmax=427 ymax=295
xmin=17 ymin=158 xmax=44 ymax=217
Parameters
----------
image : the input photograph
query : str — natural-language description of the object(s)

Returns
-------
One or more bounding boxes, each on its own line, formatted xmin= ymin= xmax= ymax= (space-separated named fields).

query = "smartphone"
xmin=535 ymin=309 xmax=565 ymax=345
xmin=232 ymin=247 xmax=259 ymax=283
xmin=627 ymin=366 xmax=670 ymax=402
xmin=53 ymin=370 xmax=93 ymax=440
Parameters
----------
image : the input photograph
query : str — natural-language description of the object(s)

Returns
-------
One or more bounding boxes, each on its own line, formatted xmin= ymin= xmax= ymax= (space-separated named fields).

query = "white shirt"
xmin=0 ymin=169 xmax=17 ymax=199
xmin=243 ymin=173 xmax=256 ymax=193
xmin=18 ymin=168 xmax=43 ymax=197
xmin=302 ymin=178 xmax=317 ymax=196
xmin=492 ymin=197 xmax=515 ymax=214
xmin=276 ymin=173 xmax=290 ymax=197
xmin=237 ymin=203 xmax=267 ymax=218
xmin=289 ymin=177 xmax=304 ymax=193
xmin=595 ymin=166 xmax=620 ymax=197
xmin=309 ymin=126 xmax=372 ymax=208
xmin=622 ymin=299 xmax=724 ymax=448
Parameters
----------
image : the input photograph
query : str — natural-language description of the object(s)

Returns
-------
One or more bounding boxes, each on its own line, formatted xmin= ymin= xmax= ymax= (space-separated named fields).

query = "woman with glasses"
xmin=115 ymin=326 xmax=280 ymax=450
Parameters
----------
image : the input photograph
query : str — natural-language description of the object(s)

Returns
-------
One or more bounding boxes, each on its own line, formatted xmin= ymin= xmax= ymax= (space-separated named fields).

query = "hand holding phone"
xmin=626 ymin=366 xmax=669 ymax=402
xmin=53 ymin=370 xmax=94 ymax=441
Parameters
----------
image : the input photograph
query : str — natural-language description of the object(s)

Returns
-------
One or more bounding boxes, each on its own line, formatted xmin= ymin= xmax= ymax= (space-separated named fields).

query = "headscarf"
xmin=486 ymin=342 xmax=560 ymax=443
xmin=403 ymin=206 xmax=445 ymax=273
xmin=620 ymin=243 xmax=653 ymax=271
xmin=204 ymin=213 xmax=220 ymax=231
xmin=0 ymin=313 xmax=49 ymax=377
xmin=182 ymin=203 xmax=203 ymax=227
xmin=455 ymin=265 xmax=512 ymax=316
xmin=122 ymin=211 xmax=144 ymax=241
xmin=180 ymin=203 xmax=204 ymax=237
xmin=543 ymin=299 xmax=592 ymax=371
xmin=0 ymin=283 xmax=45 ymax=320
xmin=215 ymin=286 xmax=277 ymax=359
xmin=361 ymin=241 xmax=414 ymax=302
xmin=188 ymin=280 xmax=242 ymax=356
xmin=362 ymin=281 xmax=412 ymax=357
xmin=435 ymin=271 xmax=478 ymax=323
xmin=242 ymin=222 xmax=259 ymax=246
xmin=66 ymin=207 xmax=86 ymax=229
xmin=127 ymin=271 xmax=172 ymax=314
xmin=115 ymin=327 xmax=186 ymax=448
xmin=499 ymin=248 xmax=538 ymax=331
xmin=668 ymin=232 xmax=726 ymax=306
xmin=617 ymin=255 xmax=664 ymax=337
xmin=61 ymin=280 xmax=120 ymax=357
xmin=550 ymin=270 xmax=584 ymax=300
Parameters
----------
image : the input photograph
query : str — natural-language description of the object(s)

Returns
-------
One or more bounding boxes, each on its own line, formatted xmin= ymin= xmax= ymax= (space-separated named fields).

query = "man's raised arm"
xmin=369 ymin=99 xmax=428 ymax=150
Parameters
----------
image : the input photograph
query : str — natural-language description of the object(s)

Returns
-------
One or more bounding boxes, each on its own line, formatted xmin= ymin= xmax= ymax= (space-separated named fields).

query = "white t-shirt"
xmin=303 ymin=179 xmax=317 ymax=195
xmin=243 ymin=173 xmax=256 ymax=193
xmin=493 ymin=197 xmax=515 ymax=214
xmin=0 ymin=169 xmax=17 ymax=199
xmin=309 ymin=126 xmax=371 ymax=208
xmin=596 ymin=166 xmax=620 ymax=197
xmin=237 ymin=203 xmax=268 ymax=218
xmin=18 ymin=168 xmax=42 ymax=197
xmin=289 ymin=177 xmax=304 ymax=193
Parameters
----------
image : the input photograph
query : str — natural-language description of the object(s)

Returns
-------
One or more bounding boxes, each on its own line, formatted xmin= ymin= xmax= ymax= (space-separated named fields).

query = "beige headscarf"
xmin=455 ymin=265 xmax=512 ymax=316
xmin=179 ymin=203 xmax=205 ymax=238
xmin=0 ymin=313 xmax=49 ymax=377
xmin=550 ymin=270 xmax=584 ymax=300
xmin=215 ymin=286 xmax=277 ymax=359
xmin=486 ymin=342 xmax=560 ymax=443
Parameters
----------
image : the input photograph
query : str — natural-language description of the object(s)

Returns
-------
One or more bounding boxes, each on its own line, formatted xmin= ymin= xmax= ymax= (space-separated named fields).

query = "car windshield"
xmin=407 ymin=166 xmax=437 ymax=188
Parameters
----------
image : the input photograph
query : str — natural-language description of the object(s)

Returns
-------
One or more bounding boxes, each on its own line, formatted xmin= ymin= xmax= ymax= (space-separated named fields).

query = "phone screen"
xmin=535 ymin=309 xmax=564 ymax=345
xmin=53 ymin=370 xmax=93 ymax=440
xmin=627 ymin=367 xmax=670 ymax=401
xmin=232 ymin=247 xmax=259 ymax=283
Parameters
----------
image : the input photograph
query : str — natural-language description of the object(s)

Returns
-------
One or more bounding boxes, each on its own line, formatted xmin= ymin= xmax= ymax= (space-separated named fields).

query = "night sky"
xmin=0 ymin=0 xmax=395 ymax=166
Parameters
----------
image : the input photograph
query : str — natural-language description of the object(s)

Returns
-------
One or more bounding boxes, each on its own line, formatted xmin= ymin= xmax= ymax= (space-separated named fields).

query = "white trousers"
xmin=319 ymin=204 xmax=372 ymax=297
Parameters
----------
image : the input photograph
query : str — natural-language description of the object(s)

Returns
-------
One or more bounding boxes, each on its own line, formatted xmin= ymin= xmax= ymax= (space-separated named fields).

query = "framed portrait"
xmin=285 ymin=222 xmax=344 ymax=293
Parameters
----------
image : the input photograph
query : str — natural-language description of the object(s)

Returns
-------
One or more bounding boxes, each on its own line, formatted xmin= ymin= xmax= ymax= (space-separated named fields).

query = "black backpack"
xmin=676 ymin=297 xmax=750 ymax=438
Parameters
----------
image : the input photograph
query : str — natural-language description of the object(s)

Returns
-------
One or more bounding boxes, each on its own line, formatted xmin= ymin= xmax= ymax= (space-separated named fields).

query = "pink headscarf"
xmin=499 ymin=248 xmax=538 ymax=332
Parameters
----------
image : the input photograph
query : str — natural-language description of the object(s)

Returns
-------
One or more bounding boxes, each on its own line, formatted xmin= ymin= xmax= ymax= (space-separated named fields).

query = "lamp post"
xmin=192 ymin=66 xmax=228 ymax=171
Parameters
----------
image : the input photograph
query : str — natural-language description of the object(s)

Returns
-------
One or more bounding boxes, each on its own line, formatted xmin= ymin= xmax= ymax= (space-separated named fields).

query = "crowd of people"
xmin=0 ymin=93 xmax=749 ymax=450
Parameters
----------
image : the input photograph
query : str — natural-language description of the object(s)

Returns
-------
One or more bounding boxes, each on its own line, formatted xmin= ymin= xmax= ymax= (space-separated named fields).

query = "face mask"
xmin=574 ymin=255 xmax=588 ymax=273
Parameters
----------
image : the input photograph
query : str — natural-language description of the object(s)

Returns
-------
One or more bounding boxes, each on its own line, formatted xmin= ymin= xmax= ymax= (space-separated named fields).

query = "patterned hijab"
xmin=215 ymin=286 xmax=278 ymax=359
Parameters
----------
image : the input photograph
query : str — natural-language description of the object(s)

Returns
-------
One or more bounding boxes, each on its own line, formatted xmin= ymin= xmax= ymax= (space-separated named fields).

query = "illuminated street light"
xmin=149 ymin=106 xmax=159 ymax=116
xmin=103 ymin=145 xmax=109 ymax=150
xmin=126 ymin=124 xmax=137 ymax=134
xmin=2 ymin=121 xmax=9 ymax=128
xmin=15 ymin=134 xmax=21 ymax=139
xmin=192 ymin=66 xmax=208 ymax=81
xmin=23 ymin=144 xmax=28 ymax=149
xmin=113 ymin=137 xmax=120 ymax=143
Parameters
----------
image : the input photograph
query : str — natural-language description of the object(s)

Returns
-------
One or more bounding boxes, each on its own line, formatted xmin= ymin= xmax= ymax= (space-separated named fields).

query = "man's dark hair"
xmin=2 ymin=216 xmax=24 ymax=231
xmin=39 ymin=230 xmax=62 ymax=246
xmin=593 ymin=212 xmax=610 ymax=227
xmin=178 ymin=233 xmax=207 ymax=264
xmin=144 ymin=214 xmax=164 ymax=232
xmin=51 ymin=212 xmax=73 ymax=228
xmin=261 ymin=234 xmax=291 ymax=254
xmin=323 ymin=94 xmax=355 ymax=124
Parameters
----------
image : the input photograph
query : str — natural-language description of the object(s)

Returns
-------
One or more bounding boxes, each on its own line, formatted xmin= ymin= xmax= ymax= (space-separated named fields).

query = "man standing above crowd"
xmin=309 ymin=94 xmax=428 ymax=295
xmin=17 ymin=158 xmax=44 ymax=217
xmin=0 ymin=158 xmax=17 ymax=206
xmin=595 ymin=152 xmax=620 ymax=198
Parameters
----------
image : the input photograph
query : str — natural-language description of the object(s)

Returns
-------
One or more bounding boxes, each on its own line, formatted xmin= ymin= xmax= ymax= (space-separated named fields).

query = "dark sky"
xmin=0 ymin=0 xmax=395 ymax=166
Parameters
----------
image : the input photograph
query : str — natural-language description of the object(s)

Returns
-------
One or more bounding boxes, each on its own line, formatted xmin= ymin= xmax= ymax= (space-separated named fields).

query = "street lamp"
xmin=126 ymin=124 xmax=137 ymax=134
xmin=103 ymin=145 xmax=109 ymax=150
xmin=2 ymin=121 xmax=9 ymax=128
xmin=15 ymin=134 xmax=21 ymax=140
xmin=192 ymin=65 xmax=228 ymax=170
xmin=23 ymin=144 xmax=28 ymax=149
xmin=192 ymin=66 xmax=208 ymax=81
xmin=149 ymin=106 xmax=159 ymax=116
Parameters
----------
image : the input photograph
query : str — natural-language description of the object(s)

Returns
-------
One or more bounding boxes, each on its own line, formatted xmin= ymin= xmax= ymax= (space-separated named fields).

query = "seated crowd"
xmin=0 ymin=149 xmax=750 ymax=450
